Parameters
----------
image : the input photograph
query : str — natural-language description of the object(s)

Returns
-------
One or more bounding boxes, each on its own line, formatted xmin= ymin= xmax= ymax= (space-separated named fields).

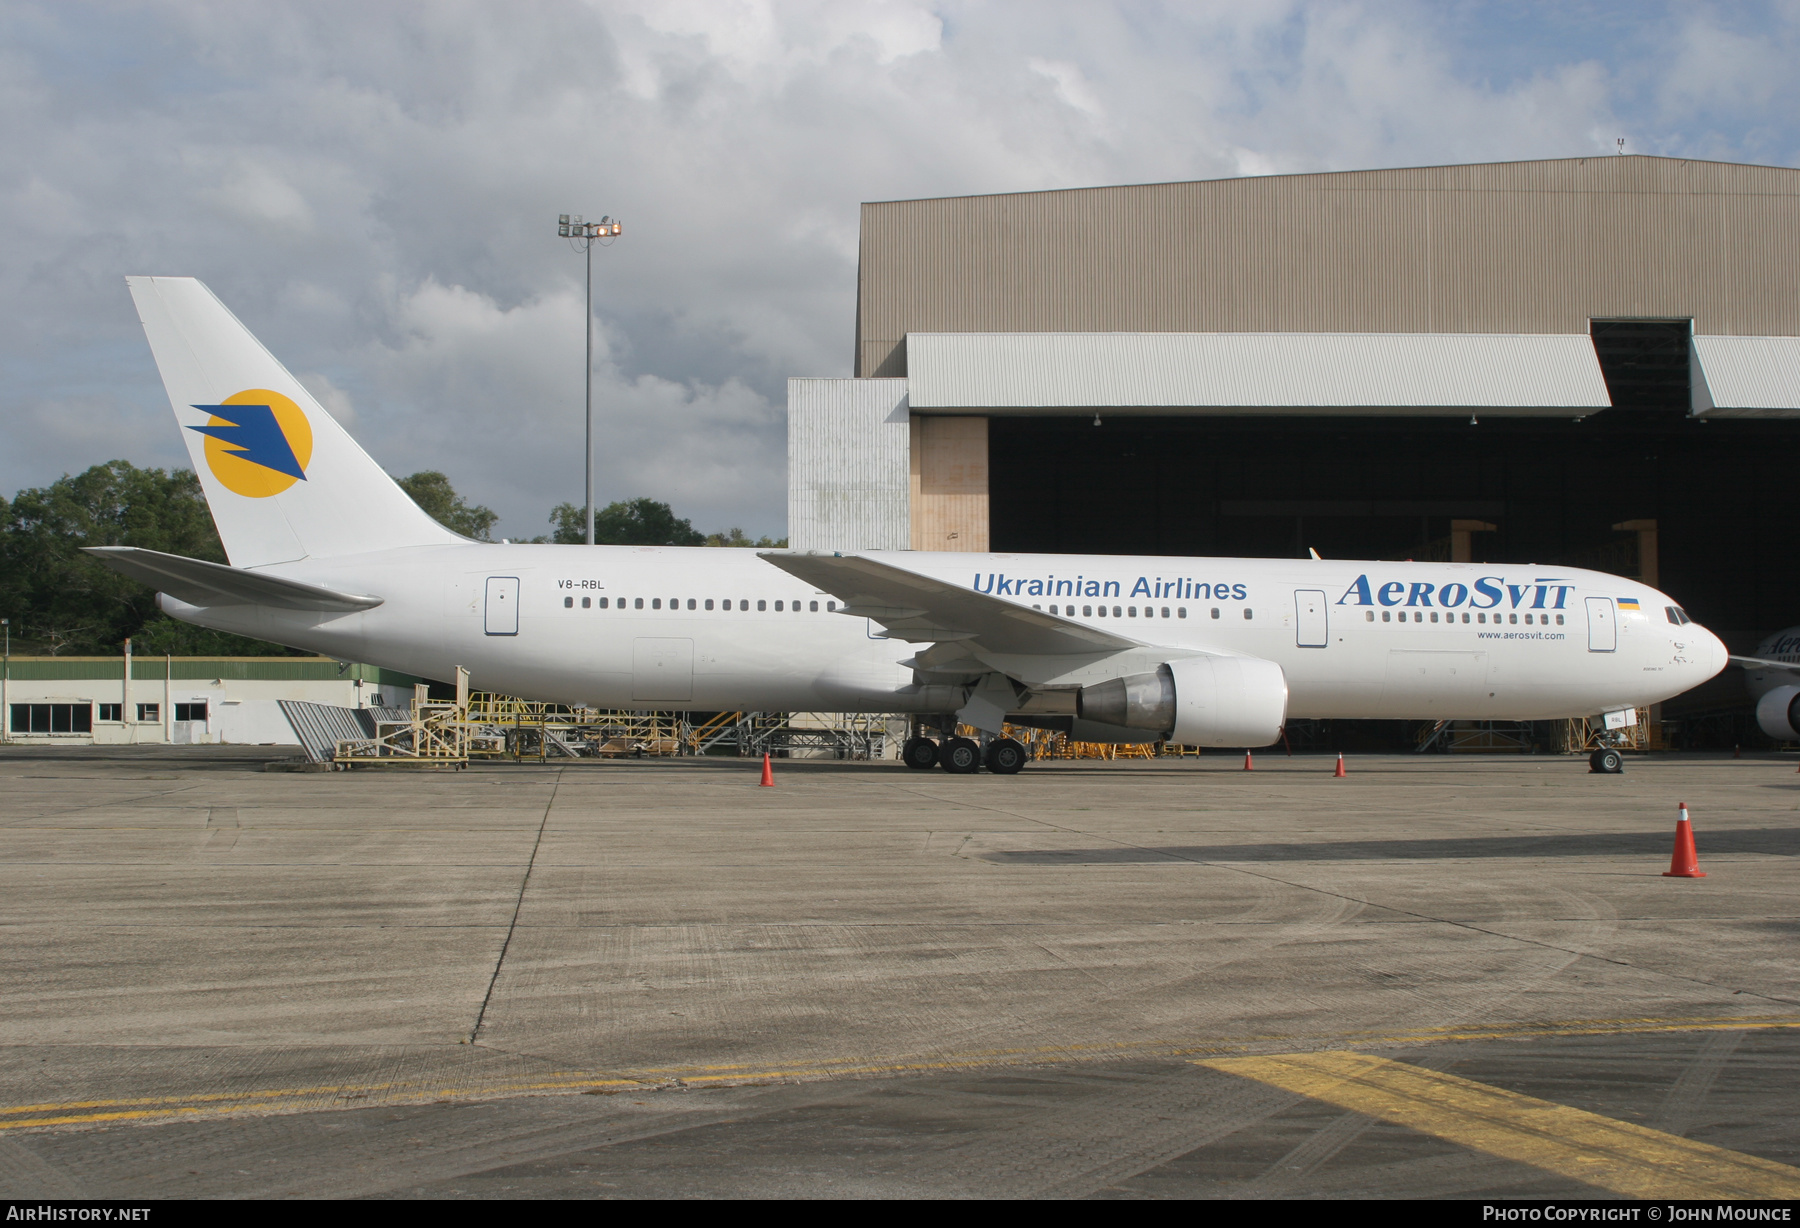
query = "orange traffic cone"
xmin=1243 ymin=750 xmax=1254 ymax=771
xmin=1333 ymin=753 xmax=1346 ymax=778
xmin=1663 ymin=803 xmax=1706 ymax=878
xmin=759 ymin=753 xmax=775 ymax=787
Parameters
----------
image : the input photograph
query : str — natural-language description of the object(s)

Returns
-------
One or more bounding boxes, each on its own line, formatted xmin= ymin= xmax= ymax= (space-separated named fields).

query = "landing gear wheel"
xmin=983 ymin=738 xmax=1027 ymax=775
xmin=1589 ymin=748 xmax=1624 ymax=774
xmin=902 ymin=736 xmax=940 ymax=770
xmin=940 ymin=737 xmax=982 ymax=774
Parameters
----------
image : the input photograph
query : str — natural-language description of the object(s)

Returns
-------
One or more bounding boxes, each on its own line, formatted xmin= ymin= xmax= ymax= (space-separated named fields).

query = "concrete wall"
xmin=787 ymin=378 xmax=911 ymax=551
xmin=856 ymin=156 xmax=1800 ymax=378
xmin=1 ymin=658 xmax=423 ymax=746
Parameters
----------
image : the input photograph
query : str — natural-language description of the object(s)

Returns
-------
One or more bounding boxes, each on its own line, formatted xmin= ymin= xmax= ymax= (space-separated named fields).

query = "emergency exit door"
xmin=1585 ymin=596 xmax=1616 ymax=652
xmin=1295 ymin=590 xmax=1328 ymax=648
xmin=485 ymin=576 xmax=520 ymax=636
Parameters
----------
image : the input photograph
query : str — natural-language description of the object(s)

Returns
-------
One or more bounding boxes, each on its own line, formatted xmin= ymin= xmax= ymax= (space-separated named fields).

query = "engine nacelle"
xmin=1076 ymin=655 xmax=1288 ymax=747
xmin=1756 ymin=685 xmax=1800 ymax=742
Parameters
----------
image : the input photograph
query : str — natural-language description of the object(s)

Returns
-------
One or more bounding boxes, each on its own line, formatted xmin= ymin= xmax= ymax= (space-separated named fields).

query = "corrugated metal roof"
xmin=1692 ymin=335 xmax=1800 ymax=416
xmin=905 ymin=332 xmax=1612 ymax=414
xmin=858 ymin=157 xmax=1800 ymax=378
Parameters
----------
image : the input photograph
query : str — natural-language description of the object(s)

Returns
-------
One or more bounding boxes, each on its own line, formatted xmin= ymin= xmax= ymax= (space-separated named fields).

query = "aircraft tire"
xmin=940 ymin=737 xmax=982 ymax=774
xmin=1589 ymin=748 xmax=1624 ymax=774
xmin=984 ymin=738 xmax=1027 ymax=775
xmin=902 ymin=736 xmax=940 ymax=770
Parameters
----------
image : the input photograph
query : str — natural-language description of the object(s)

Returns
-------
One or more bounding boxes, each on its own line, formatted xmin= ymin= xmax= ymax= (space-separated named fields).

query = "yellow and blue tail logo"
xmin=187 ymin=389 xmax=313 ymax=498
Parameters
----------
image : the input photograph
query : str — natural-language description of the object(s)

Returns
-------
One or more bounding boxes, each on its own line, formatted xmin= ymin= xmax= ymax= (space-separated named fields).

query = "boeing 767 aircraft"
xmin=87 ymin=277 xmax=1726 ymax=774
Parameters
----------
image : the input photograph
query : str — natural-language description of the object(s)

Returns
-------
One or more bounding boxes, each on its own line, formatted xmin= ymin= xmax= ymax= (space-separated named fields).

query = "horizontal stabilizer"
xmin=759 ymin=551 xmax=1141 ymax=655
xmin=84 ymin=546 xmax=383 ymax=612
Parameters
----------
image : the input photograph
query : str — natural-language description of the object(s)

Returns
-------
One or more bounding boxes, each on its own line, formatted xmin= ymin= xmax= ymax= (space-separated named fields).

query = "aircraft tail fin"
xmin=125 ymin=276 xmax=462 ymax=567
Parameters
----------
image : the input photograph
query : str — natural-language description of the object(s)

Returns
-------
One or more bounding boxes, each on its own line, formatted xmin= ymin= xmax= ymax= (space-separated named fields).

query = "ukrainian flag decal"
xmin=1618 ymin=597 xmax=1640 ymax=610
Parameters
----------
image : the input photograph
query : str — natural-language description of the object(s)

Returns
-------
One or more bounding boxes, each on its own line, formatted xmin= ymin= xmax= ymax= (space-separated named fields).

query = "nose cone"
xmin=1693 ymin=625 xmax=1727 ymax=683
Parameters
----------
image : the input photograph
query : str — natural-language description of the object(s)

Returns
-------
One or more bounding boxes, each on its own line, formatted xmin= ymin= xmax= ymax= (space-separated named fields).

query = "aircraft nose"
xmin=1695 ymin=626 xmax=1727 ymax=681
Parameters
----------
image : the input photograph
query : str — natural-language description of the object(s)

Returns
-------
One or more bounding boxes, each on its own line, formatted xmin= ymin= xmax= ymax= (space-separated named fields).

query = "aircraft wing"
xmin=84 ymin=546 xmax=384 ymax=612
xmin=1730 ymin=655 xmax=1800 ymax=675
xmin=758 ymin=551 xmax=1142 ymax=655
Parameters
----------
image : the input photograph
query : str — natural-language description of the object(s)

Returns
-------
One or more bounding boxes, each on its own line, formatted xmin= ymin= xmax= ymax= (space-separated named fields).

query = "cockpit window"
xmin=1665 ymin=606 xmax=1691 ymax=626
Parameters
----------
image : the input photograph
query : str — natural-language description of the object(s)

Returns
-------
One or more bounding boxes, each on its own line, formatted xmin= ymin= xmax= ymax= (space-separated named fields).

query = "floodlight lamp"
xmin=573 ymin=215 xmax=583 ymax=225
xmin=558 ymin=224 xmax=570 ymax=236
xmin=559 ymin=214 xmax=570 ymax=225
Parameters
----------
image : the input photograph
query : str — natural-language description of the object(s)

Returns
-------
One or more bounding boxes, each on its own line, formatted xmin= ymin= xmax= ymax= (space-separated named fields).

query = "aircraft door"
xmin=633 ymin=638 xmax=694 ymax=703
xmin=484 ymin=576 xmax=520 ymax=636
xmin=1295 ymin=589 xmax=1328 ymax=648
xmin=1585 ymin=596 xmax=1616 ymax=652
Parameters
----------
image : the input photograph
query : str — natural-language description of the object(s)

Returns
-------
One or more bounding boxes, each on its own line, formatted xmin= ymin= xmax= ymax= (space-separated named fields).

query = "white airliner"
xmin=1735 ymin=627 xmax=1800 ymax=742
xmin=89 ymin=276 xmax=1726 ymax=774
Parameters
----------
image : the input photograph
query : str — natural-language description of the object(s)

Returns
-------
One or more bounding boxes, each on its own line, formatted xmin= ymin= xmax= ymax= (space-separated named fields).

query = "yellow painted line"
xmin=4 ymin=1014 xmax=1799 ymax=1135
xmin=1197 ymin=1052 xmax=1800 ymax=1200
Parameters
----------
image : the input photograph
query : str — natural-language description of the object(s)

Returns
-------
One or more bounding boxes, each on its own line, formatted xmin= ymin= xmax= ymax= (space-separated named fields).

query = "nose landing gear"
xmin=1588 ymin=747 xmax=1624 ymax=774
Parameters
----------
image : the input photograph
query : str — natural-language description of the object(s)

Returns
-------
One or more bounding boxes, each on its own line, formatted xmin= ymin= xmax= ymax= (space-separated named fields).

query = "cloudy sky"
xmin=4 ymin=1 xmax=1797 ymax=540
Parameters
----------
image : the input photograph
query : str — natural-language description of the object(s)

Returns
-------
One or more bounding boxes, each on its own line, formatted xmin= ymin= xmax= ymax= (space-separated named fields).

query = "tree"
xmin=395 ymin=471 xmax=497 ymax=541
xmin=545 ymin=498 xmax=705 ymax=546
xmin=704 ymin=528 xmax=788 ymax=548
xmin=0 ymin=461 xmax=304 ymax=656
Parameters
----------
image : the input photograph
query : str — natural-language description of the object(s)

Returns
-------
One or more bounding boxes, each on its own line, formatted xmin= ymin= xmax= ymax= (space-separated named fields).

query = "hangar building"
xmin=788 ymin=155 xmax=1800 ymax=659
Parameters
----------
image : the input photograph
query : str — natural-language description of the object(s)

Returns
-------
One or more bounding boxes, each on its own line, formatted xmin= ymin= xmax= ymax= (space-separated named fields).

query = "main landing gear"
xmin=901 ymin=735 xmax=1027 ymax=775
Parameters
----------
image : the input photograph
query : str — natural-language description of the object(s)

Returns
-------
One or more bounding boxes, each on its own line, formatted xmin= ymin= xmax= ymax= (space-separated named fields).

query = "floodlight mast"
xmin=556 ymin=213 xmax=624 ymax=545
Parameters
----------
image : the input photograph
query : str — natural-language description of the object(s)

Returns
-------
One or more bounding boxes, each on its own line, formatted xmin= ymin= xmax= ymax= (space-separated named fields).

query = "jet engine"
xmin=1756 ymin=685 xmax=1800 ymax=742
xmin=1076 ymin=655 xmax=1288 ymax=747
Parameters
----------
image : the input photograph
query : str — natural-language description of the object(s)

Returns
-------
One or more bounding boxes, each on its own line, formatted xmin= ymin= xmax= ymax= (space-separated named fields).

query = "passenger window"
xmin=827 ymin=601 xmax=836 ymax=611
xmin=1244 ymin=608 xmax=1253 ymax=620
xmin=1382 ymin=611 xmax=1391 ymax=622
xmin=1461 ymin=612 xmax=1468 ymax=623
xmin=775 ymin=601 xmax=783 ymax=611
xmin=1509 ymin=613 xmax=1517 ymax=624
xmin=1556 ymin=614 xmax=1564 ymax=625
xmin=598 ymin=597 xmax=609 ymax=609
xmin=582 ymin=597 xmax=592 ymax=609
xmin=652 ymin=598 xmax=662 ymax=610
xmin=1084 ymin=605 xmax=1093 ymax=616
xmin=563 ymin=596 xmax=573 ymax=608
xmin=1113 ymin=606 xmax=1122 ymax=617
xmin=1366 ymin=611 xmax=1374 ymax=622
xmin=1161 ymin=607 xmax=1169 ymax=618
xmin=1177 ymin=608 xmax=1186 ymax=618
xmin=705 ymin=599 xmax=713 ymax=610
xmin=1127 ymin=607 xmax=1136 ymax=618
xmin=1430 ymin=612 xmax=1438 ymax=623
xmin=757 ymin=600 xmax=767 ymax=611
xmin=1525 ymin=614 xmax=1533 ymax=625
xmin=634 ymin=598 xmax=643 ymax=609
xmin=1211 ymin=608 xmax=1220 ymax=619
xmin=810 ymin=601 xmax=818 ymax=612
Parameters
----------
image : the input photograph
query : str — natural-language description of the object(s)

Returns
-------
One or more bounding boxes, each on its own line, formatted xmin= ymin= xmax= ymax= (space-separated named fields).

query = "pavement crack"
xmin=467 ymin=768 xmax=563 ymax=1043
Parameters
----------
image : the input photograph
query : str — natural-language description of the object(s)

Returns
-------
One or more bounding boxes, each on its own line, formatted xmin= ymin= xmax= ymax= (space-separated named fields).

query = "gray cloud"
xmin=3 ymin=1 xmax=1797 ymax=538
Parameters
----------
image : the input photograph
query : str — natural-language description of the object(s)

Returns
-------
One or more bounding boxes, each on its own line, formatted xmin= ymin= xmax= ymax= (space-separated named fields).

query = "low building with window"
xmin=1 ymin=656 xmax=429 ymax=746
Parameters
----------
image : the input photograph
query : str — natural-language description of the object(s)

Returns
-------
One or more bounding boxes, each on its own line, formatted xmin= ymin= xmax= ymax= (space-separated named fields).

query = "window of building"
xmin=11 ymin=703 xmax=93 ymax=734
xmin=98 ymin=703 xmax=123 ymax=722
xmin=175 ymin=702 xmax=208 ymax=723
xmin=137 ymin=703 xmax=159 ymax=722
